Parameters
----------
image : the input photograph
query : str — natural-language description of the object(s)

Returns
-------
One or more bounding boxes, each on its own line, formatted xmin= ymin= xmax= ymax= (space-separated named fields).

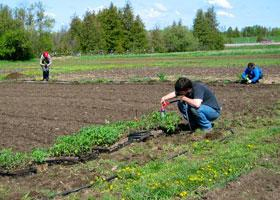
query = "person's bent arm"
xmin=161 ymin=91 xmax=176 ymax=103
xmin=241 ymin=68 xmax=249 ymax=79
xmin=40 ymin=56 xmax=44 ymax=67
xmin=179 ymin=96 xmax=202 ymax=108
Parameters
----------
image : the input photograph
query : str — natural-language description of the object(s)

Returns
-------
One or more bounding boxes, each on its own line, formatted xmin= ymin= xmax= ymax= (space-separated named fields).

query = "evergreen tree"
xmin=97 ymin=3 xmax=124 ymax=53
xmin=130 ymin=15 xmax=148 ymax=53
xmin=121 ymin=2 xmax=134 ymax=52
xmin=233 ymin=27 xmax=240 ymax=37
xmin=193 ymin=7 xmax=224 ymax=50
xmin=69 ymin=15 xmax=83 ymax=52
xmin=80 ymin=11 xmax=105 ymax=53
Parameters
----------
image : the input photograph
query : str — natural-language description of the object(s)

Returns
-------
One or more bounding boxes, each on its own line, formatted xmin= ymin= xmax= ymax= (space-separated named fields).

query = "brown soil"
xmin=0 ymin=66 xmax=280 ymax=199
xmin=204 ymin=168 xmax=280 ymax=200
xmin=5 ymin=72 xmax=26 ymax=80
xmin=0 ymin=82 xmax=279 ymax=152
xmin=55 ymin=66 xmax=280 ymax=84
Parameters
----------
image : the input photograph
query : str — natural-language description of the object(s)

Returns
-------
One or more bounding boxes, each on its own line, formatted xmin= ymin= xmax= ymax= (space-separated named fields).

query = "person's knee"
xmin=189 ymin=107 xmax=200 ymax=117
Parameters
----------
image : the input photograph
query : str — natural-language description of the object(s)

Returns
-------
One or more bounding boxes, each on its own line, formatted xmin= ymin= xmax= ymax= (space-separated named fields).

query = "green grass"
xmin=92 ymin=126 xmax=280 ymax=199
xmin=61 ymin=101 xmax=280 ymax=199
xmin=0 ymin=46 xmax=279 ymax=81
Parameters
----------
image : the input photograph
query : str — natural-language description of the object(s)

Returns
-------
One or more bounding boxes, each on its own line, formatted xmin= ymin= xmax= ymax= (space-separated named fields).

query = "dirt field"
xmin=0 ymin=66 xmax=280 ymax=199
xmin=0 ymin=81 xmax=279 ymax=152
xmin=55 ymin=66 xmax=280 ymax=84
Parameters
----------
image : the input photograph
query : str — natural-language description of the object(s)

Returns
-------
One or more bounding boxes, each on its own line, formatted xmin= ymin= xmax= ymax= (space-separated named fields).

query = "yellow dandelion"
xmin=179 ymin=191 xmax=188 ymax=197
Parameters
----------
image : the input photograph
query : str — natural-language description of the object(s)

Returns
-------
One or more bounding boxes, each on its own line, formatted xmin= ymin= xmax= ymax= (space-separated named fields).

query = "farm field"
xmin=0 ymin=81 xmax=279 ymax=152
xmin=0 ymin=49 xmax=280 ymax=199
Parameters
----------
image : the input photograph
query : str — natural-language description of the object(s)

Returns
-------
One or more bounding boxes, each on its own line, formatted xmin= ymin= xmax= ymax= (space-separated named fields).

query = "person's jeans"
xmin=43 ymin=70 xmax=49 ymax=80
xmin=178 ymin=101 xmax=220 ymax=130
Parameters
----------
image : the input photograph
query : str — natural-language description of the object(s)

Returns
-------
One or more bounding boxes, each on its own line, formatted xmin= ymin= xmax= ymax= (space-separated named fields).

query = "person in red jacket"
xmin=40 ymin=51 xmax=52 ymax=81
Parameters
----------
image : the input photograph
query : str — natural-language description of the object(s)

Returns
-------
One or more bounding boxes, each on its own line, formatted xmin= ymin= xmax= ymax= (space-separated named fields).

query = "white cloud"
xmin=154 ymin=3 xmax=167 ymax=12
xmin=217 ymin=10 xmax=234 ymax=17
xmin=139 ymin=3 xmax=168 ymax=19
xmin=207 ymin=0 xmax=233 ymax=9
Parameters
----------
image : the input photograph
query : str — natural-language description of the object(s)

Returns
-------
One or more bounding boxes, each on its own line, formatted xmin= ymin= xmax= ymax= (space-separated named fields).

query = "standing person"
xmin=40 ymin=51 xmax=52 ymax=81
xmin=241 ymin=62 xmax=263 ymax=84
xmin=160 ymin=77 xmax=221 ymax=132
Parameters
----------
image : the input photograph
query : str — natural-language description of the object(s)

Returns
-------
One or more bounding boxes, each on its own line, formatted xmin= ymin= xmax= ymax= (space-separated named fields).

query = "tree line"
xmin=224 ymin=25 xmax=280 ymax=42
xmin=54 ymin=3 xmax=221 ymax=55
xmin=0 ymin=2 xmax=226 ymax=60
xmin=0 ymin=2 xmax=278 ymax=61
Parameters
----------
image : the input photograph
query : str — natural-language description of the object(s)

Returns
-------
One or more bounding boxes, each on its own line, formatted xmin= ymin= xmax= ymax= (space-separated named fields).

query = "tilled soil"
xmin=55 ymin=66 xmax=280 ymax=84
xmin=0 ymin=69 xmax=280 ymax=199
xmin=204 ymin=168 xmax=280 ymax=200
xmin=0 ymin=81 xmax=279 ymax=152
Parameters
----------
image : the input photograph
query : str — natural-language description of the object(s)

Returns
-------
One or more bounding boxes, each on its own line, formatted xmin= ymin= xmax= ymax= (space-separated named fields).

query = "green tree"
xmin=97 ymin=3 xmax=124 ymax=53
xmin=69 ymin=15 xmax=83 ymax=52
xmin=52 ymin=28 xmax=72 ymax=55
xmin=193 ymin=7 xmax=224 ymax=50
xmin=130 ymin=15 xmax=148 ymax=53
xmin=31 ymin=2 xmax=55 ymax=54
xmin=0 ymin=5 xmax=33 ymax=60
xmin=0 ymin=29 xmax=33 ymax=60
xmin=121 ymin=2 xmax=134 ymax=52
xmin=270 ymin=28 xmax=280 ymax=36
xmin=80 ymin=11 xmax=105 ymax=53
xmin=149 ymin=26 xmax=166 ymax=53
xmin=163 ymin=21 xmax=198 ymax=52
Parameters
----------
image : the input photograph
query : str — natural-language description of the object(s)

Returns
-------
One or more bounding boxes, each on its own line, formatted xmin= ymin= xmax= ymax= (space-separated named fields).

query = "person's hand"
xmin=160 ymin=97 xmax=165 ymax=104
xmin=248 ymin=80 xmax=252 ymax=84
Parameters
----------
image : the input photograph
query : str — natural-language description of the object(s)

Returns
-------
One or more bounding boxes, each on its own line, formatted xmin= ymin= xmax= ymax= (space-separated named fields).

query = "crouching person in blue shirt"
xmin=241 ymin=62 xmax=263 ymax=84
xmin=161 ymin=77 xmax=221 ymax=132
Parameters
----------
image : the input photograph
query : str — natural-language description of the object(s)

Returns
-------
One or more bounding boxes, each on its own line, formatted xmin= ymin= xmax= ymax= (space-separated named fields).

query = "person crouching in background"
xmin=241 ymin=62 xmax=263 ymax=84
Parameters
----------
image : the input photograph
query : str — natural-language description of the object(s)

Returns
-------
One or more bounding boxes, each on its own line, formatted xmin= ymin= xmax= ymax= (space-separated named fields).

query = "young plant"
xmin=157 ymin=73 xmax=167 ymax=82
xmin=31 ymin=149 xmax=49 ymax=163
xmin=0 ymin=149 xmax=29 ymax=170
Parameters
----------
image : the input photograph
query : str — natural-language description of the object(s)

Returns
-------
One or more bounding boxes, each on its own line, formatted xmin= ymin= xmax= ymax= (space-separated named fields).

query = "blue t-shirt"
xmin=187 ymin=82 xmax=220 ymax=112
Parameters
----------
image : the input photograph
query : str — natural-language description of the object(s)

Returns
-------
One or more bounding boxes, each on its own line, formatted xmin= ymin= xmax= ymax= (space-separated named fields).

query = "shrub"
xmin=0 ymin=30 xmax=33 ymax=60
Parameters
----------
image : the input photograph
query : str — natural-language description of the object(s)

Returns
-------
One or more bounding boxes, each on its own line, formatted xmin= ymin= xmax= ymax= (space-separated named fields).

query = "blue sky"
xmin=1 ymin=0 xmax=279 ymax=31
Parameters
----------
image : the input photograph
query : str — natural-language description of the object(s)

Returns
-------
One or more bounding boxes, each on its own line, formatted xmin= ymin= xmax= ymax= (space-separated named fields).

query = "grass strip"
xmin=95 ymin=126 xmax=280 ymax=199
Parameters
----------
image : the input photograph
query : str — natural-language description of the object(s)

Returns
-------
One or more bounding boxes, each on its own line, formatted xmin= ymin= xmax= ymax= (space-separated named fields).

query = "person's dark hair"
xmin=247 ymin=62 xmax=255 ymax=68
xmin=175 ymin=77 xmax=192 ymax=95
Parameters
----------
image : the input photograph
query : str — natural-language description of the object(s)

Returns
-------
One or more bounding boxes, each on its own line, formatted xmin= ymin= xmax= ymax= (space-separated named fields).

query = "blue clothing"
xmin=241 ymin=66 xmax=263 ymax=83
xmin=178 ymin=102 xmax=220 ymax=130
xmin=177 ymin=82 xmax=221 ymax=130
xmin=190 ymin=82 xmax=220 ymax=112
